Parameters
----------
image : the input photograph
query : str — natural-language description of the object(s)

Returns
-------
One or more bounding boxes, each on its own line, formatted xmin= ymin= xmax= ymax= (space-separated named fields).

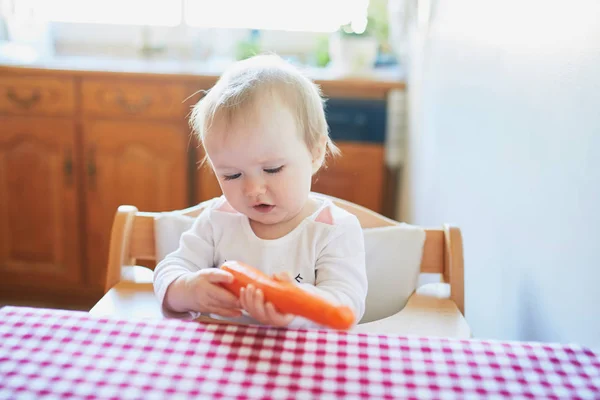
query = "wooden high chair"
xmin=90 ymin=194 xmax=470 ymax=338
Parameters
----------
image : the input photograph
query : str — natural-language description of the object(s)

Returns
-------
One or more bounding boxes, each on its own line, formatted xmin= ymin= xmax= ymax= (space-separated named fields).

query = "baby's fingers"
xmin=201 ymin=268 xmax=235 ymax=284
xmin=207 ymin=285 xmax=241 ymax=309
xmin=245 ymin=285 xmax=268 ymax=322
xmin=265 ymin=302 xmax=294 ymax=327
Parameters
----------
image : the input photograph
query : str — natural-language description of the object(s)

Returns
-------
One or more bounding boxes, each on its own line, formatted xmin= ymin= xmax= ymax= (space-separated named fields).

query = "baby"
xmin=153 ymin=55 xmax=367 ymax=329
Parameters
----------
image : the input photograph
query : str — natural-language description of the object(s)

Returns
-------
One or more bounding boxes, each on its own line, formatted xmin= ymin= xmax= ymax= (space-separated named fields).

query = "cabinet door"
xmin=83 ymin=120 xmax=188 ymax=288
xmin=195 ymin=145 xmax=222 ymax=202
xmin=0 ymin=116 xmax=82 ymax=286
xmin=312 ymin=142 xmax=385 ymax=213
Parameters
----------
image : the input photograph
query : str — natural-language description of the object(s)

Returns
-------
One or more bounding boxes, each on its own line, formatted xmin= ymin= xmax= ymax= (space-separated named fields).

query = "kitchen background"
xmin=0 ymin=0 xmax=408 ymax=311
xmin=1 ymin=0 xmax=599 ymax=353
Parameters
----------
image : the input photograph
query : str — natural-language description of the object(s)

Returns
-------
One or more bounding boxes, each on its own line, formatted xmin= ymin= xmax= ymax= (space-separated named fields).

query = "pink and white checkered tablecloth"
xmin=1 ymin=306 xmax=599 ymax=400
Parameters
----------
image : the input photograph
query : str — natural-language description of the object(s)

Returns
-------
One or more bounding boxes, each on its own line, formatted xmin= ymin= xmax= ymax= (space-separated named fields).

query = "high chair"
xmin=90 ymin=194 xmax=471 ymax=338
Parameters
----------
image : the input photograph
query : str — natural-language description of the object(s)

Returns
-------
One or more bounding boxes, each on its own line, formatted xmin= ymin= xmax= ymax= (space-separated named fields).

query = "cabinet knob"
xmin=6 ymin=88 xmax=42 ymax=110
xmin=115 ymin=92 xmax=152 ymax=114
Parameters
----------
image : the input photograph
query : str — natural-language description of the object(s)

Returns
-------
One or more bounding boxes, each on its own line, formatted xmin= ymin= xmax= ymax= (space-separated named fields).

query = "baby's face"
xmin=204 ymin=103 xmax=317 ymax=227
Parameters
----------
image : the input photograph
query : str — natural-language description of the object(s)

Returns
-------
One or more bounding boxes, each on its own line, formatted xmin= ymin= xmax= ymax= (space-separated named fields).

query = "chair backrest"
xmin=104 ymin=194 xmax=465 ymax=315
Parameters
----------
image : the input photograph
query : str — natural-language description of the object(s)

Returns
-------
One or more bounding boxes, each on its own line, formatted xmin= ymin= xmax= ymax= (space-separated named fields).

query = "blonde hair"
xmin=190 ymin=54 xmax=339 ymax=169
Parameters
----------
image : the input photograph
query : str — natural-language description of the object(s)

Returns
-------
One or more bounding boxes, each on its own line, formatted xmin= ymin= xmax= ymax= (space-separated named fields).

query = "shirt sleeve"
xmin=288 ymin=215 xmax=368 ymax=330
xmin=153 ymin=209 xmax=215 ymax=319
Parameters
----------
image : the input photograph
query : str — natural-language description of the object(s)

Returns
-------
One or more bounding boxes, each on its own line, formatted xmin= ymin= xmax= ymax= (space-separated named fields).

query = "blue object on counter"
xmin=324 ymin=98 xmax=387 ymax=144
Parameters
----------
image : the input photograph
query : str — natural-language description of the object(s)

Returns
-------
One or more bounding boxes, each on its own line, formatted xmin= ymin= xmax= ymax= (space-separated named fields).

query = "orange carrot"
xmin=220 ymin=260 xmax=355 ymax=330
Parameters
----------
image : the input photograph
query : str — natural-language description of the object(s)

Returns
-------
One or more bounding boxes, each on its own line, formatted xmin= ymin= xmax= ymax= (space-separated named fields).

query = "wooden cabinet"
xmin=0 ymin=74 xmax=193 ymax=305
xmin=312 ymin=143 xmax=385 ymax=212
xmin=0 ymin=116 xmax=82 ymax=287
xmin=82 ymin=120 xmax=189 ymax=288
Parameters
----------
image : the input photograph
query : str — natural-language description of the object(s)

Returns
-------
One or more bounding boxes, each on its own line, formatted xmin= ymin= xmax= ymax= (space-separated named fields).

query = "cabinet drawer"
xmin=82 ymin=79 xmax=187 ymax=119
xmin=0 ymin=76 xmax=76 ymax=116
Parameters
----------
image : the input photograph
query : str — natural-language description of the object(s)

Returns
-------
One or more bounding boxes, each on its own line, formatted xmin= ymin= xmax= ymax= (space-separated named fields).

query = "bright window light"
xmin=26 ymin=0 xmax=182 ymax=26
xmin=184 ymin=0 xmax=369 ymax=32
xmin=10 ymin=0 xmax=369 ymax=32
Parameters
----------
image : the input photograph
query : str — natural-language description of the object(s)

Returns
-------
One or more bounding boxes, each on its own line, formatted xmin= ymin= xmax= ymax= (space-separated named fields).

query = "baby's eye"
xmin=223 ymin=173 xmax=241 ymax=181
xmin=264 ymin=166 xmax=284 ymax=174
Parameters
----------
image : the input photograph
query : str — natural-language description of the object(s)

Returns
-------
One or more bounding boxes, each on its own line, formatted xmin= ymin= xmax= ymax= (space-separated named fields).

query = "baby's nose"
xmin=244 ymin=176 xmax=266 ymax=197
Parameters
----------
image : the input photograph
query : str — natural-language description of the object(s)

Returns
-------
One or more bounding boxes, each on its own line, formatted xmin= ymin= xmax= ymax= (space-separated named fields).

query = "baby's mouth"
xmin=253 ymin=203 xmax=275 ymax=213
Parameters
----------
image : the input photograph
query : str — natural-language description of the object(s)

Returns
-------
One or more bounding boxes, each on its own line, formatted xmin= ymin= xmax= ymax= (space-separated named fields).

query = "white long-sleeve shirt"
xmin=153 ymin=194 xmax=367 ymax=329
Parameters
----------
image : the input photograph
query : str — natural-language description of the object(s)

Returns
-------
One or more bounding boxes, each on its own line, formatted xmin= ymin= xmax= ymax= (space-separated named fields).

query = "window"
xmin=184 ymin=0 xmax=369 ymax=33
xmin=12 ymin=0 xmax=369 ymax=33
xmin=29 ymin=0 xmax=182 ymax=27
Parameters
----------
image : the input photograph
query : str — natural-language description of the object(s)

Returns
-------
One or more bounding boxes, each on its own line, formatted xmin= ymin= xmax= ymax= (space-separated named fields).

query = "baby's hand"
xmin=240 ymin=272 xmax=295 ymax=327
xmin=166 ymin=269 xmax=243 ymax=318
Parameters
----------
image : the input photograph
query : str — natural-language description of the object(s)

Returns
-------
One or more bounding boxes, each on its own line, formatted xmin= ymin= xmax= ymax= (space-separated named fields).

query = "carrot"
xmin=219 ymin=260 xmax=355 ymax=330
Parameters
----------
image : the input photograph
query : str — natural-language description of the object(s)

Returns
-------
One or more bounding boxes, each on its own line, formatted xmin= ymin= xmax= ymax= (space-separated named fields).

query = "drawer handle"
xmin=6 ymin=88 xmax=42 ymax=109
xmin=64 ymin=149 xmax=73 ymax=186
xmin=115 ymin=92 xmax=152 ymax=114
xmin=87 ymin=145 xmax=97 ymax=190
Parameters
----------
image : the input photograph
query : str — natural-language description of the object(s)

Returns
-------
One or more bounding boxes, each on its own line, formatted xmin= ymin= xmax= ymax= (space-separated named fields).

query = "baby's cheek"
xmin=290 ymin=168 xmax=312 ymax=190
xmin=277 ymin=172 xmax=298 ymax=192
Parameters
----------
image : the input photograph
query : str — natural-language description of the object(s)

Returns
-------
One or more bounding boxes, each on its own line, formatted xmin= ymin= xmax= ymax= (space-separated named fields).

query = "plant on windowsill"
xmin=328 ymin=19 xmax=379 ymax=76
xmin=235 ymin=29 xmax=261 ymax=61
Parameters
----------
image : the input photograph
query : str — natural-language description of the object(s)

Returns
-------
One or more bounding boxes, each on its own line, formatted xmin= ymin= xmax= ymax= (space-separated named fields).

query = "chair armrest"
xmin=351 ymin=283 xmax=471 ymax=339
xmin=90 ymin=281 xmax=163 ymax=319
xmin=121 ymin=265 xmax=154 ymax=284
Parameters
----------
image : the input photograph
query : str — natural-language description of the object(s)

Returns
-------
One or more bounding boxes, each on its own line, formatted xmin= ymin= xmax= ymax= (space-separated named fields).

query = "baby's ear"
xmin=311 ymin=136 xmax=327 ymax=174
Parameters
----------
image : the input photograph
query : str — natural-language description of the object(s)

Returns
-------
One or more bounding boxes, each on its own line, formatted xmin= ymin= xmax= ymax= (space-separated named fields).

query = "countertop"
xmin=0 ymin=43 xmax=406 ymax=92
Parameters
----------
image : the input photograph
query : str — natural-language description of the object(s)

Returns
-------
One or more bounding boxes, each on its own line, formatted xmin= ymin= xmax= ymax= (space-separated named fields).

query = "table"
xmin=1 ymin=306 xmax=599 ymax=399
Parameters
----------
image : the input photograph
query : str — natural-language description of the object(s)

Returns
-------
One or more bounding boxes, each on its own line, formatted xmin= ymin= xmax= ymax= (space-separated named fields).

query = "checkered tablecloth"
xmin=1 ymin=306 xmax=599 ymax=399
